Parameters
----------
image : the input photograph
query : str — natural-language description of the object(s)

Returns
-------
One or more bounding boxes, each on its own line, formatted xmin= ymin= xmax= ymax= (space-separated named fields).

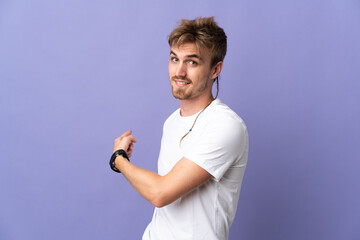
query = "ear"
xmin=211 ymin=61 xmax=223 ymax=80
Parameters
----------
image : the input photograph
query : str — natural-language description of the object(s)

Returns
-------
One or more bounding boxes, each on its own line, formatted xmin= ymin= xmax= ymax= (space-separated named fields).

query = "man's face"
xmin=169 ymin=42 xmax=214 ymax=101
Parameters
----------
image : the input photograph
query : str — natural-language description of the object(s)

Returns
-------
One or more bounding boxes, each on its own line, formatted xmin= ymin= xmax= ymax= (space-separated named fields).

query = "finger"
xmin=130 ymin=136 xmax=137 ymax=143
xmin=127 ymin=150 xmax=132 ymax=156
xmin=128 ymin=143 xmax=134 ymax=152
xmin=125 ymin=135 xmax=137 ymax=144
xmin=120 ymin=130 xmax=132 ymax=138
xmin=128 ymin=143 xmax=134 ymax=155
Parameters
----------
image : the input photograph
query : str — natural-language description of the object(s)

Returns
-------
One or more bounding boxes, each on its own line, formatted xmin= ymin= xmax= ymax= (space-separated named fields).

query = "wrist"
xmin=114 ymin=155 xmax=127 ymax=171
xmin=109 ymin=149 xmax=130 ymax=173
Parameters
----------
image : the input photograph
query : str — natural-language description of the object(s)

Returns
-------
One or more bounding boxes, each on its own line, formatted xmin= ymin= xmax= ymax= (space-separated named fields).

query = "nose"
xmin=175 ymin=62 xmax=187 ymax=78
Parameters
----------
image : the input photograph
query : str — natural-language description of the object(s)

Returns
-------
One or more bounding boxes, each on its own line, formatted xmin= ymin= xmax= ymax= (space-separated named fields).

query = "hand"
xmin=113 ymin=130 xmax=137 ymax=158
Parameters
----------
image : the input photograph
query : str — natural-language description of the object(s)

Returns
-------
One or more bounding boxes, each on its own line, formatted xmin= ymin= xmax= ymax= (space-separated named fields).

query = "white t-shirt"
xmin=143 ymin=99 xmax=249 ymax=240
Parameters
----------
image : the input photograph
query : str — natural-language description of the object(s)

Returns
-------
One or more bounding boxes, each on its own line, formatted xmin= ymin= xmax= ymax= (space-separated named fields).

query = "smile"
xmin=174 ymin=80 xmax=190 ymax=87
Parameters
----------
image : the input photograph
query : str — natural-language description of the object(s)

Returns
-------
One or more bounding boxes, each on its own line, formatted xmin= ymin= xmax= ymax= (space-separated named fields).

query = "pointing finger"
xmin=120 ymin=130 xmax=132 ymax=138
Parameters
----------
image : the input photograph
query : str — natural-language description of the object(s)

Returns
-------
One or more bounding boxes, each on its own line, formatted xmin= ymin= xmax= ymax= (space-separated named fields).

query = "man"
xmin=110 ymin=17 xmax=249 ymax=240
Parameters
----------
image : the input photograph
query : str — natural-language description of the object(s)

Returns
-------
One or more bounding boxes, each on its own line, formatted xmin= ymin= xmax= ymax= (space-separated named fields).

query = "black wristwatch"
xmin=109 ymin=149 xmax=129 ymax=173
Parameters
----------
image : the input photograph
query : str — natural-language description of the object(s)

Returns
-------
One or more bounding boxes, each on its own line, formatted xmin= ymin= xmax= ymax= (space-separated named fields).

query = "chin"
xmin=172 ymin=92 xmax=185 ymax=100
xmin=172 ymin=90 xmax=189 ymax=100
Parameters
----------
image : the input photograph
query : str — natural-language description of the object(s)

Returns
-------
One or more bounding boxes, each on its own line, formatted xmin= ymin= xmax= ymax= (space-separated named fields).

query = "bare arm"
xmin=113 ymin=130 xmax=211 ymax=207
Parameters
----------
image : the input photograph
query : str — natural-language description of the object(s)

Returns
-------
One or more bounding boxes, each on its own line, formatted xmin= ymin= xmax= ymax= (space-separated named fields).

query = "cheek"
xmin=193 ymin=70 xmax=207 ymax=82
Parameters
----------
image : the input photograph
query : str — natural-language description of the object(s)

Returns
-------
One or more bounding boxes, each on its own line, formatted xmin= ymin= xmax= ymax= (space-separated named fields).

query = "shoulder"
xmin=184 ymin=99 xmax=248 ymax=153
xmin=203 ymin=99 xmax=247 ymax=136
xmin=163 ymin=108 xmax=180 ymax=126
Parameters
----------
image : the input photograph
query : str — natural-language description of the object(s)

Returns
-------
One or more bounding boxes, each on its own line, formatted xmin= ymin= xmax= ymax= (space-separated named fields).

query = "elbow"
xmin=148 ymin=189 xmax=171 ymax=208
xmin=152 ymin=199 xmax=167 ymax=208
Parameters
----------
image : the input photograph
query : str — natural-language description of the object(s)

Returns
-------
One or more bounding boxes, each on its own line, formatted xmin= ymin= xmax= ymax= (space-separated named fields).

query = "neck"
xmin=179 ymin=95 xmax=214 ymax=117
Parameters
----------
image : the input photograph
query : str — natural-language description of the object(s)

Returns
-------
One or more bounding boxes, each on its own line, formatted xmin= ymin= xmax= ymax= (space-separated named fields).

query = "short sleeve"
xmin=182 ymin=115 xmax=248 ymax=181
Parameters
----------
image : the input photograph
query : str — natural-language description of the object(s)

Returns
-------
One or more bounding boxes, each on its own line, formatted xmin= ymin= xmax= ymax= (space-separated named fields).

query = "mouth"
xmin=172 ymin=77 xmax=191 ymax=87
xmin=174 ymin=80 xmax=190 ymax=87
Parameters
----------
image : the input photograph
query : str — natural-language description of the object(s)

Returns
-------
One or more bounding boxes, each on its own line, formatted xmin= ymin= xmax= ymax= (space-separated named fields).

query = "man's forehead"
xmin=170 ymin=42 xmax=209 ymax=58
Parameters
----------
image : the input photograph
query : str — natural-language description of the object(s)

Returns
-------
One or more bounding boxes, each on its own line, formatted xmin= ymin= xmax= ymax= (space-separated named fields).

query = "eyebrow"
xmin=170 ymin=50 xmax=202 ymax=60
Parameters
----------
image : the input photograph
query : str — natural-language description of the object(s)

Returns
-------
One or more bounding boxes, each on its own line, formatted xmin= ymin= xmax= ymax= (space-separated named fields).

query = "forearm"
xmin=114 ymin=156 xmax=167 ymax=207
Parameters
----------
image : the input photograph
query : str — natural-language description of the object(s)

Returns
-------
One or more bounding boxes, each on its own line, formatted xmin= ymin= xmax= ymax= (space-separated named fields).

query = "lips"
xmin=175 ymin=80 xmax=190 ymax=86
xmin=172 ymin=77 xmax=191 ymax=87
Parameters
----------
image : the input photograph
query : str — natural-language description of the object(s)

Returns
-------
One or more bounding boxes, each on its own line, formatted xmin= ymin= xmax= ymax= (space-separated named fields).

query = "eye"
xmin=171 ymin=57 xmax=179 ymax=62
xmin=189 ymin=60 xmax=197 ymax=65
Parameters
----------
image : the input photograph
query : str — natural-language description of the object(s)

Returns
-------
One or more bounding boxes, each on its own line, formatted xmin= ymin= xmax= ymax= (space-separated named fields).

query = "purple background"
xmin=1 ymin=0 xmax=359 ymax=239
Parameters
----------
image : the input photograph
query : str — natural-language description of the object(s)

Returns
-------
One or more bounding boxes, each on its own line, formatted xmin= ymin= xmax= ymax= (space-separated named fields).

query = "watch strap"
xmin=109 ymin=149 xmax=129 ymax=173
